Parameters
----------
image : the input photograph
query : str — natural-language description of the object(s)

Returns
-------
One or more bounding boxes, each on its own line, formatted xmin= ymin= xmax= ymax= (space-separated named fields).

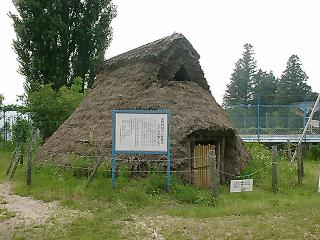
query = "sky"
xmin=1 ymin=0 xmax=320 ymax=105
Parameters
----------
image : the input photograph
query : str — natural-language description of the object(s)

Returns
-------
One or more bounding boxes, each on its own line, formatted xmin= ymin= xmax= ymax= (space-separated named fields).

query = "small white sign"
xmin=311 ymin=120 xmax=320 ymax=128
xmin=318 ymin=177 xmax=320 ymax=193
xmin=230 ymin=179 xmax=253 ymax=193
xmin=114 ymin=112 xmax=168 ymax=153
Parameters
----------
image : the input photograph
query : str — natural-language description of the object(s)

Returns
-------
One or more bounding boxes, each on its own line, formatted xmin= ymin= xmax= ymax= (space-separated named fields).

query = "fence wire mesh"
xmin=226 ymin=100 xmax=320 ymax=136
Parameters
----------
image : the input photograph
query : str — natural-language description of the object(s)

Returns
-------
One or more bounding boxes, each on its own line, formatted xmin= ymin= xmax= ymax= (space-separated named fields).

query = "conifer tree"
xmin=276 ymin=55 xmax=314 ymax=104
xmin=253 ymin=70 xmax=278 ymax=104
xmin=223 ymin=43 xmax=257 ymax=106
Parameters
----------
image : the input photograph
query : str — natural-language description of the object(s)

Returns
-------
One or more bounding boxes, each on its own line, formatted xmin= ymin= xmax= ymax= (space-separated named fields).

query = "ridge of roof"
xmin=101 ymin=33 xmax=199 ymax=70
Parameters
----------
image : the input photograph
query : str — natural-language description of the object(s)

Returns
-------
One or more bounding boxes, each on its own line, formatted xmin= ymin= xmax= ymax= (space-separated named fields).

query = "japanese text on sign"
xmin=230 ymin=179 xmax=253 ymax=193
xmin=114 ymin=113 xmax=168 ymax=152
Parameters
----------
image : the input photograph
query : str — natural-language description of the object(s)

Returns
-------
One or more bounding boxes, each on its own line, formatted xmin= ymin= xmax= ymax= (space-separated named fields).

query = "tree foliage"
xmin=12 ymin=117 xmax=32 ymax=144
xmin=223 ymin=44 xmax=257 ymax=106
xmin=276 ymin=55 xmax=315 ymax=104
xmin=253 ymin=70 xmax=278 ymax=104
xmin=223 ymin=59 xmax=245 ymax=106
xmin=224 ymin=45 xmax=317 ymax=107
xmin=27 ymin=77 xmax=85 ymax=140
xmin=10 ymin=0 xmax=117 ymax=94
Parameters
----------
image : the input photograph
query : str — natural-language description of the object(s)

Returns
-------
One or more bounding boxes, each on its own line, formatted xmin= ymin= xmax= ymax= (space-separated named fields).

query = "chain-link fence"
xmin=1 ymin=111 xmax=18 ymax=144
xmin=0 ymin=107 xmax=31 ymax=149
xmin=226 ymin=98 xmax=320 ymax=137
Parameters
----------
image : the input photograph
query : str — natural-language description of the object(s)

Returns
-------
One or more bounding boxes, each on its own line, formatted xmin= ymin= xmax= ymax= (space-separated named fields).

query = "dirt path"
xmin=0 ymin=182 xmax=59 ymax=239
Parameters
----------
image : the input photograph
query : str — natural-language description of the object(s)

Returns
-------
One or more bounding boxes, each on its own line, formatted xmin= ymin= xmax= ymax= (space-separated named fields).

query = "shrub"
xmin=306 ymin=144 xmax=320 ymax=161
xmin=243 ymin=143 xmax=271 ymax=181
xmin=97 ymin=161 xmax=112 ymax=178
xmin=69 ymin=155 xmax=93 ymax=178
xmin=118 ymin=163 xmax=130 ymax=181
xmin=27 ymin=77 xmax=85 ymax=140
xmin=12 ymin=117 xmax=32 ymax=144
xmin=145 ymin=173 xmax=167 ymax=195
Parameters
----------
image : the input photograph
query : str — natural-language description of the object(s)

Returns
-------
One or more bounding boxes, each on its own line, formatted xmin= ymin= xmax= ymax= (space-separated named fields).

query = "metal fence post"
xmin=303 ymin=95 xmax=307 ymax=142
xmin=272 ymin=146 xmax=278 ymax=193
xmin=257 ymin=97 xmax=261 ymax=142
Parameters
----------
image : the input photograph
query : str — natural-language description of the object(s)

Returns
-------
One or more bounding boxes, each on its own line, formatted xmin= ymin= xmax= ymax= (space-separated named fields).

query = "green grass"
xmin=0 ymin=208 xmax=16 ymax=221
xmin=1 ymin=144 xmax=320 ymax=239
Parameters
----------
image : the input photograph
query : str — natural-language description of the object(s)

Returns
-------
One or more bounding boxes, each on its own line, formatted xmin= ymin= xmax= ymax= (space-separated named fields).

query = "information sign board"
xmin=111 ymin=110 xmax=171 ymax=191
xmin=230 ymin=179 xmax=253 ymax=193
xmin=114 ymin=112 xmax=168 ymax=153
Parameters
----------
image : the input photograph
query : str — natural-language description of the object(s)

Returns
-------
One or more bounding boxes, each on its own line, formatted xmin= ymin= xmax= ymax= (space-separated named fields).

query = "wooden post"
xmin=216 ymin=141 xmax=221 ymax=184
xmin=26 ymin=143 xmax=32 ymax=186
xmin=297 ymin=145 xmax=303 ymax=184
xmin=209 ymin=150 xmax=218 ymax=198
xmin=6 ymin=146 xmax=20 ymax=175
xmin=189 ymin=139 xmax=194 ymax=184
xmin=10 ymin=147 xmax=21 ymax=179
xmin=19 ymin=143 xmax=24 ymax=165
xmin=272 ymin=146 xmax=278 ymax=193
xmin=287 ymin=140 xmax=291 ymax=162
xmin=220 ymin=137 xmax=226 ymax=184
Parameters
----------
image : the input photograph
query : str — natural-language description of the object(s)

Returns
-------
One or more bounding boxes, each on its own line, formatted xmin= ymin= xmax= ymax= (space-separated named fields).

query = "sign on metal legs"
xmin=112 ymin=110 xmax=171 ymax=191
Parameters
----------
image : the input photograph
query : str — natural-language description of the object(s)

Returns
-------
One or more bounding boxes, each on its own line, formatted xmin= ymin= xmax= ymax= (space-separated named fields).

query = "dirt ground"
xmin=0 ymin=182 xmax=83 ymax=240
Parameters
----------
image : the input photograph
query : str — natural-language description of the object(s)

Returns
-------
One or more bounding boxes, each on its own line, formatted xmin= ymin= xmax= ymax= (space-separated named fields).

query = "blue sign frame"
xmin=111 ymin=110 xmax=171 ymax=191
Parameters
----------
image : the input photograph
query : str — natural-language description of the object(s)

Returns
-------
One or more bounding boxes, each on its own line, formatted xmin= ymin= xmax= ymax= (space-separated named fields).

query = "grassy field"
xmin=0 ymin=143 xmax=320 ymax=239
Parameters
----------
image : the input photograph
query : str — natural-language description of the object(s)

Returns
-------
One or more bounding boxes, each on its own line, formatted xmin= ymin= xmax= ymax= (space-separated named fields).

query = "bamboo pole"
xmin=291 ymin=94 xmax=320 ymax=163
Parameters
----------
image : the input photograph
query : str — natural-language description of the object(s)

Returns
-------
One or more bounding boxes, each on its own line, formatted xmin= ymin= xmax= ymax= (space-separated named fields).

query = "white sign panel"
xmin=318 ymin=176 xmax=320 ymax=193
xmin=311 ymin=120 xmax=320 ymax=128
xmin=114 ymin=113 xmax=168 ymax=152
xmin=230 ymin=179 xmax=253 ymax=193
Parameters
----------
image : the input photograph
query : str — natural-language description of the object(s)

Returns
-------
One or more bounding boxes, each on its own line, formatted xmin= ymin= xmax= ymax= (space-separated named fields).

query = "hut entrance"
xmin=192 ymin=144 xmax=215 ymax=188
xmin=189 ymin=135 xmax=226 ymax=187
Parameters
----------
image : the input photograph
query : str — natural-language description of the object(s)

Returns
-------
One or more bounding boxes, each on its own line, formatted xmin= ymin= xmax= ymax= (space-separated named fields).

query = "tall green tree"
xmin=242 ymin=43 xmax=257 ymax=102
xmin=223 ymin=43 xmax=257 ymax=106
xmin=223 ymin=59 xmax=245 ymax=106
xmin=276 ymin=55 xmax=314 ymax=104
xmin=10 ymin=0 xmax=117 ymax=94
xmin=253 ymin=70 xmax=278 ymax=104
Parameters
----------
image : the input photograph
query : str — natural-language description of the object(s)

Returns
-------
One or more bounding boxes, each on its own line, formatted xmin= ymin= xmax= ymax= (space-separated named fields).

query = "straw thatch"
xmin=37 ymin=33 xmax=250 ymax=181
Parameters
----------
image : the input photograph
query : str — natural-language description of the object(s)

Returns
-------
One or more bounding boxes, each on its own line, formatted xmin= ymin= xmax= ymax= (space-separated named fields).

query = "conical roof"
xmin=37 ymin=33 xmax=249 ymax=179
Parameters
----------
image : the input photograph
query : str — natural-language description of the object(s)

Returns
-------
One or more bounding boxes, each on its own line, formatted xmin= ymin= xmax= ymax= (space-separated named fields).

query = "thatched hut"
xmin=37 ymin=33 xmax=249 ymax=184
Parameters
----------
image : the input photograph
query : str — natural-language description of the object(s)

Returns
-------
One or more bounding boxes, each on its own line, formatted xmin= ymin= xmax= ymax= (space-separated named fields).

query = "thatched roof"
xmin=37 ymin=33 xmax=249 ymax=179
xmin=100 ymin=33 xmax=199 ymax=70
